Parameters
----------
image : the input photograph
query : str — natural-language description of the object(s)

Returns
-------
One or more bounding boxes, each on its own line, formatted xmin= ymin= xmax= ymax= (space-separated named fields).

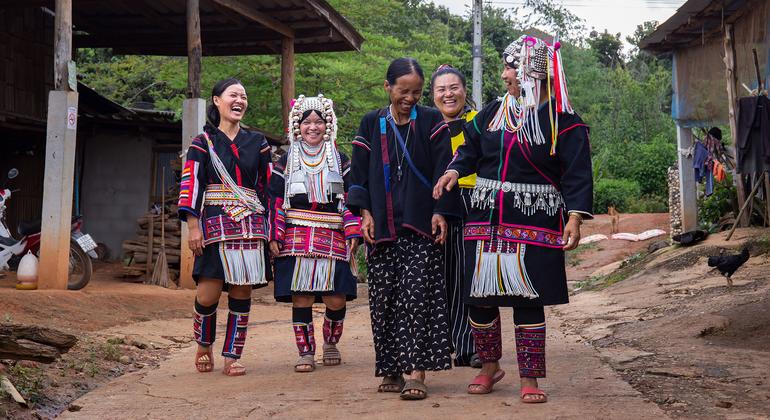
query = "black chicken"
xmin=707 ymin=247 xmax=750 ymax=287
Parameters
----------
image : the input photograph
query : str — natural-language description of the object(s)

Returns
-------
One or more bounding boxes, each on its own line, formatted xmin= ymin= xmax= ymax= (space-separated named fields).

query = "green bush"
xmin=626 ymin=194 xmax=668 ymax=213
xmin=593 ymin=178 xmax=642 ymax=213
xmin=698 ymin=174 xmax=736 ymax=226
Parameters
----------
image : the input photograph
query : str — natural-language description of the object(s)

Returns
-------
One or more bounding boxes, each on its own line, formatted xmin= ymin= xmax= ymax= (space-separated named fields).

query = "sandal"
xmin=295 ymin=354 xmax=316 ymax=373
xmin=322 ymin=343 xmax=341 ymax=366
xmin=222 ymin=358 xmax=246 ymax=376
xmin=378 ymin=375 xmax=405 ymax=393
xmin=468 ymin=369 xmax=506 ymax=394
xmin=400 ymin=379 xmax=428 ymax=400
xmin=520 ymin=386 xmax=548 ymax=403
xmin=195 ymin=348 xmax=213 ymax=373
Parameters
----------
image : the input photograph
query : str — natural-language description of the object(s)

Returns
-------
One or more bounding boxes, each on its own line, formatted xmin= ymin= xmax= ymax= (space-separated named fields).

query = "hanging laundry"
xmin=736 ymin=95 xmax=770 ymax=174
xmin=693 ymin=141 xmax=714 ymax=196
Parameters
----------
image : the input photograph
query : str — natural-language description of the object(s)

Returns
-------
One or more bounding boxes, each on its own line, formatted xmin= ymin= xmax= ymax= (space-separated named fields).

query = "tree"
xmin=587 ymin=30 xmax=624 ymax=68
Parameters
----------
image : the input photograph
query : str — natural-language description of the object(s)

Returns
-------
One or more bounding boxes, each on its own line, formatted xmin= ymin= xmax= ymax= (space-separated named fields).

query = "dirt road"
xmin=60 ymin=296 xmax=665 ymax=419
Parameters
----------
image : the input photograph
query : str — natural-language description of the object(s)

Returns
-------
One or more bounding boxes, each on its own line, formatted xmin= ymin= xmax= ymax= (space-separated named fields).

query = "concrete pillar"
xmin=676 ymin=124 xmax=697 ymax=232
xmin=179 ymin=98 xmax=206 ymax=289
xmin=38 ymin=90 xmax=79 ymax=289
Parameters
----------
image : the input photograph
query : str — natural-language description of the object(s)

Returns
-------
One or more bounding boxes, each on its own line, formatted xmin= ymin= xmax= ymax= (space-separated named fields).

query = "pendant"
xmin=396 ymin=166 xmax=403 ymax=181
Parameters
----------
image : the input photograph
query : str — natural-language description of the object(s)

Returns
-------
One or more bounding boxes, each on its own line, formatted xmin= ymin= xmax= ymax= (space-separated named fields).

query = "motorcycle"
xmin=0 ymin=168 xmax=98 ymax=290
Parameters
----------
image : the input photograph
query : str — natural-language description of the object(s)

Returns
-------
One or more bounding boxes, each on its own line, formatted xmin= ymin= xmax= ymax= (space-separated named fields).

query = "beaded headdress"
xmin=288 ymin=93 xmax=337 ymax=145
xmin=284 ymin=94 xmax=344 ymax=210
xmin=491 ymin=34 xmax=574 ymax=154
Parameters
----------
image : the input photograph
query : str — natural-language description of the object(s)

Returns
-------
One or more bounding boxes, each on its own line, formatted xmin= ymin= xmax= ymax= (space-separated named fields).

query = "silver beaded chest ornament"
xmin=489 ymin=34 xmax=574 ymax=154
xmin=284 ymin=94 xmax=345 ymax=212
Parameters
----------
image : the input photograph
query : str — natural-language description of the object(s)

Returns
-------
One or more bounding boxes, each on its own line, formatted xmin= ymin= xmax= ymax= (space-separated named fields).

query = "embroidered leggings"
xmin=468 ymin=306 xmax=546 ymax=378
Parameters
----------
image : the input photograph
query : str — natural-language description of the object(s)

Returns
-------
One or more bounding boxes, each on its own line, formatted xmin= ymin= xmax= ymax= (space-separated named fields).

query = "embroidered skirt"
xmin=368 ymin=232 xmax=452 ymax=376
xmin=273 ymin=256 xmax=358 ymax=303
xmin=462 ymin=238 xmax=568 ymax=307
xmin=192 ymin=239 xmax=271 ymax=290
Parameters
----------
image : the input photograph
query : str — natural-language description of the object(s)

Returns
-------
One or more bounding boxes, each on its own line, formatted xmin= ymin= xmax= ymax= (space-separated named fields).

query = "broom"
xmin=151 ymin=171 xmax=170 ymax=288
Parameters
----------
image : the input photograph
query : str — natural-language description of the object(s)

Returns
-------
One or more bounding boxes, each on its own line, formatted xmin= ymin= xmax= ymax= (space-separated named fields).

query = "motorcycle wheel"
xmin=68 ymin=239 xmax=92 ymax=290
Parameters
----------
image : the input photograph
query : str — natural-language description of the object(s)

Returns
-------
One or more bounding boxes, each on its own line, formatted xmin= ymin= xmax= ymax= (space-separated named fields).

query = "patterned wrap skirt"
xmin=367 ymin=232 xmax=452 ymax=376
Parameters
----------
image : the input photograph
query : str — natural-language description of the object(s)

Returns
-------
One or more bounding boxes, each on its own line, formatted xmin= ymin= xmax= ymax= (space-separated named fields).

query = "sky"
xmin=441 ymin=0 xmax=687 ymax=48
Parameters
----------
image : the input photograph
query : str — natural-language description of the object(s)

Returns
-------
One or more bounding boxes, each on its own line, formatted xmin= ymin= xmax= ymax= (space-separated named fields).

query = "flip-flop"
xmin=222 ymin=359 xmax=246 ymax=376
xmin=378 ymin=375 xmax=405 ymax=393
xmin=295 ymin=354 xmax=316 ymax=373
xmin=467 ymin=369 xmax=506 ymax=394
xmin=469 ymin=354 xmax=482 ymax=369
xmin=323 ymin=343 xmax=341 ymax=366
xmin=400 ymin=379 xmax=428 ymax=400
xmin=195 ymin=348 xmax=213 ymax=373
xmin=520 ymin=386 xmax=548 ymax=403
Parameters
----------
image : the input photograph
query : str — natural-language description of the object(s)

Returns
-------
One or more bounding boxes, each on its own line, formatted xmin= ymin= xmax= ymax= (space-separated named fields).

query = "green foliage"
xmin=77 ymin=1 xmax=677 ymax=212
xmin=593 ymin=178 xmax=641 ymax=213
xmin=698 ymin=174 xmax=736 ymax=226
xmin=8 ymin=364 xmax=45 ymax=406
xmin=626 ymin=195 xmax=668 ymax=213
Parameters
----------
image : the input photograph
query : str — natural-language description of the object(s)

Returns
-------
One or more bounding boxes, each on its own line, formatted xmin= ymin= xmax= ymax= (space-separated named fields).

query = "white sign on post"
xmin=67 ymin=106 xmax=78 ymax=131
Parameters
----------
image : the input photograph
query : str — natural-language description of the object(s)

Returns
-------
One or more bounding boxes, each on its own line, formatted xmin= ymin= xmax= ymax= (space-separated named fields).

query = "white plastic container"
xmin=16 ymin=251 xmax=38 ymax=290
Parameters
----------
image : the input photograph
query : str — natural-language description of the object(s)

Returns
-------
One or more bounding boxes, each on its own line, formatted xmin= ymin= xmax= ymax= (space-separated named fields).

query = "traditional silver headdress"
xmin=284 ymin=94 xmax=344 ymax=210
xmin=491 ymin=34 xmax=574 ymax=154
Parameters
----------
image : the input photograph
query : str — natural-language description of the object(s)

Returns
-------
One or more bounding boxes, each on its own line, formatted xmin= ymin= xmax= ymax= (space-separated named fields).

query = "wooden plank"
xmin=52 ymin=0 xmax=72 ymax=91
xmin=281 ymin=36 xmax=294 ymax=133
xmin=723 ymin=24 xmax=749 ymax=227
xmin=765 ymin=173 xmax=770 ymax=227
xmin=186 ymin=0 xmax=202 ymax=99
xmin=306 ymin=0 xmax=363 ymax=51
xmin=211 ymin=0 xmax=294 ymax=38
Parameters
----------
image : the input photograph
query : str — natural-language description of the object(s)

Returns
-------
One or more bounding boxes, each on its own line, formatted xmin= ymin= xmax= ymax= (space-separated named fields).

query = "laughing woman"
xmin=178 ymin=78 xmax=272 ymax=376
xmin=269 ymin=94 xmax=361 ymax=373
xmin=348 ymin=57 xmax=460 ymax=400
xmin=435 ymin=35 xmax=593 ymax=403
xmin=430 ymin=64 xmax=479 ymax=368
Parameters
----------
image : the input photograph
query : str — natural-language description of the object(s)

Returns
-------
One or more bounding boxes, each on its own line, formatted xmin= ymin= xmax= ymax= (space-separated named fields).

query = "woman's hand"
xmin=433 ymin=171 xmax=459 ymax=200
xmin=361 ymin=210 xmax=375 ymax=244
xmin=269 ymin=240 xmax=281 ymax=257
xmin=432 ymin=214 xmax=448 ymax=245
xmin=562 ymin=214 xmax=582 ymax=251
xmin=187 ymin=216 xmax=204 ymax=256
xmin=347 ymin=237 xmax=360 ymax=257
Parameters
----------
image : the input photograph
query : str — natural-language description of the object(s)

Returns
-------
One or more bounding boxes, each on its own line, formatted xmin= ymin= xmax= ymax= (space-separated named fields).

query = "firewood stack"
xmin=121 ymin=192 xmax=182 ymax=284
xmin=667 ymin=165 xmax=682 ymax=238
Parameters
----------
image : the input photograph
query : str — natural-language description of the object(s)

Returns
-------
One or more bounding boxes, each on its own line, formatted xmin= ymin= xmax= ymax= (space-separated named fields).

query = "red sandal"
xmin=195 ymin=349 xmax=214 ymax=373
xmin=520 ymin=386 xmax=548 ymax=403
xmin=222 ymin=358 xmax=246 ymax=376
xmin=467 ymin=369 xmax=506 ymax=394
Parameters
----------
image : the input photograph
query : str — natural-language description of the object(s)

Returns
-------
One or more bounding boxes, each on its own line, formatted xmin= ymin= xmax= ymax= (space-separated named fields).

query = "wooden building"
xmin=640 ymin=0 xmax=770 ymax=233
xmin=0 ymin=0 xmax=363 ymax=289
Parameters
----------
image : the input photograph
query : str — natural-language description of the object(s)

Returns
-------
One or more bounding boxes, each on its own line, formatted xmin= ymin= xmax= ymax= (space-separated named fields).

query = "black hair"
xmin=205 ymin=78 xmax=243 ymax=131
xmin=708 ymin=127 xmax=723 ymax=141
xmin=429 ymin=65 xmax=476 ymax=110
xmin=300 ymin=109 xmax=323 ymax=123
xmin=385 ymin=57 xmax=424 ymax=85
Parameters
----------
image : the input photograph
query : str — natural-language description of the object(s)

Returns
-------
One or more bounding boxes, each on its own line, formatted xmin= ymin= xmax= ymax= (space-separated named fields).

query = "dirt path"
xmin=60 ymin=297 xmax=665 ymax=419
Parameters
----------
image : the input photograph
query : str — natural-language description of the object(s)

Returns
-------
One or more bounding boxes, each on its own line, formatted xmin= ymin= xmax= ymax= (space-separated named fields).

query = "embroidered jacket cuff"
xmin=178 ymin=206 xmax=200 ymax=221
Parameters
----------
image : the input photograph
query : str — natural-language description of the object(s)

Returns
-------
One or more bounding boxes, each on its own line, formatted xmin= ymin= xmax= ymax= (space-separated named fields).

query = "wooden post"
xmin=676 ymin=124 xmax=698 ymax=232
xmin=723 ymin=24 xmax=749 ymax=227
xmin=53 ymin=0 xmax=72 ymax=91
xmin=39 ymin=0 xmax=78 ymax=289
xmin=179 ymin=0 xmax=204 ymax=289
xmin=281 ymin=37 xmax=295 ymax=132
xmin=186 ymin=0 xmax=201 ymax=99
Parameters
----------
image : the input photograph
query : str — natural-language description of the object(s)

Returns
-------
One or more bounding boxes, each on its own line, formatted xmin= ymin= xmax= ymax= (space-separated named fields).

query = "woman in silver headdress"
xmin=435 ymin=35 xmax=593 ymax=403
xmin=269 ymin=94 xmax=361 ymax=373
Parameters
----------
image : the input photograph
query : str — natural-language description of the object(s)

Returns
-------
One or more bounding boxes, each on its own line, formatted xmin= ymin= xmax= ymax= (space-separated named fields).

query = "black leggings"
xmin=468 ymin=305 xmax=545 ymax=326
